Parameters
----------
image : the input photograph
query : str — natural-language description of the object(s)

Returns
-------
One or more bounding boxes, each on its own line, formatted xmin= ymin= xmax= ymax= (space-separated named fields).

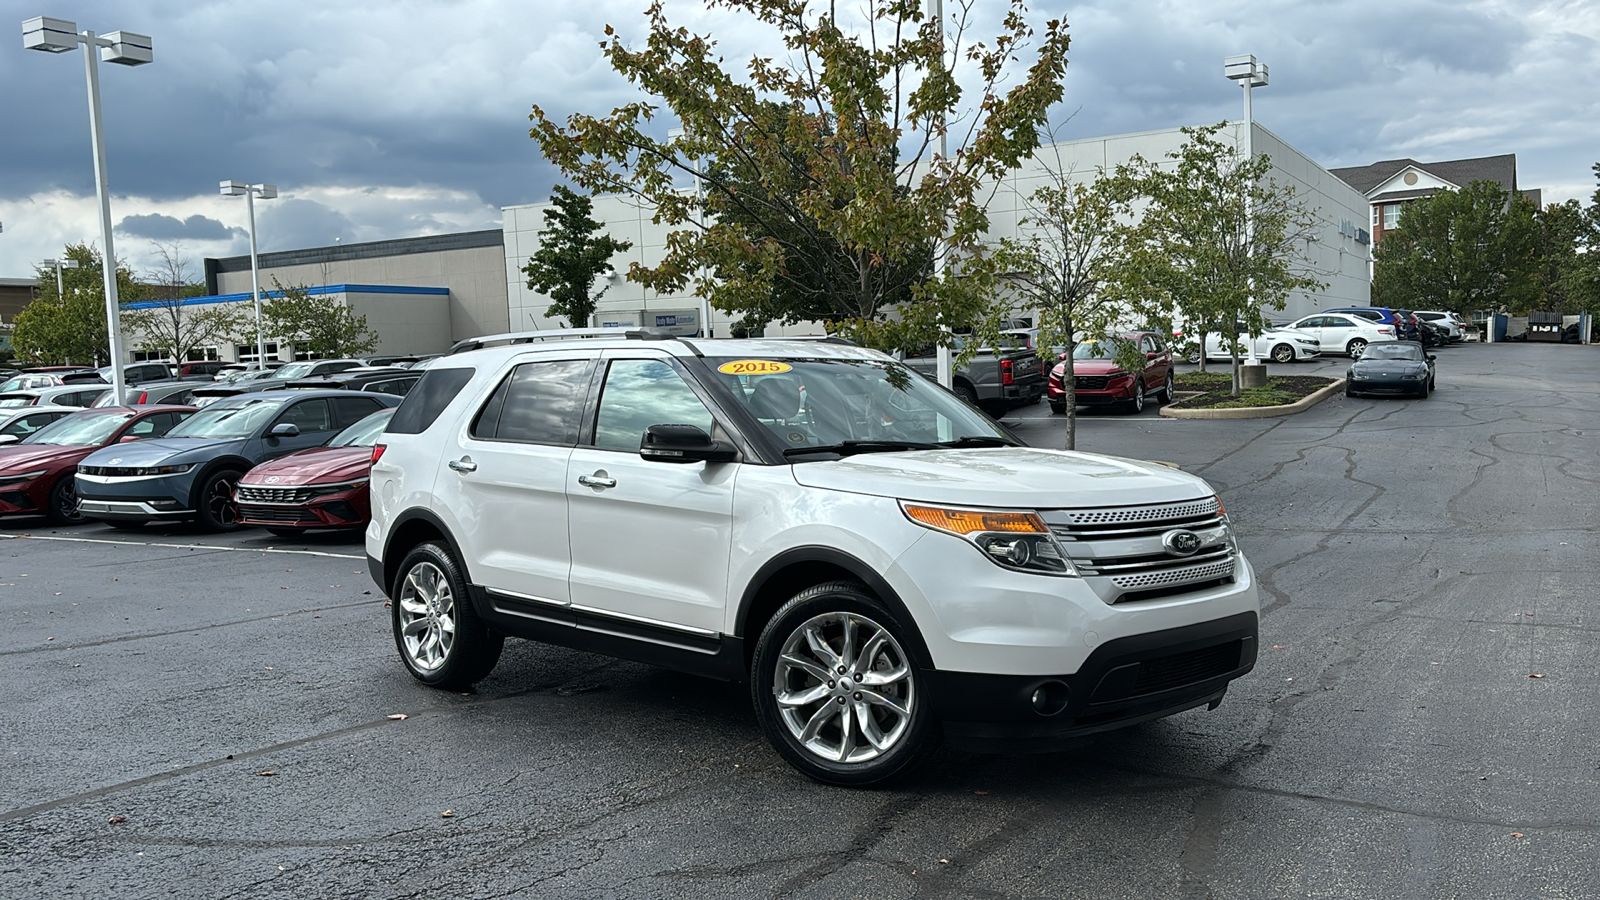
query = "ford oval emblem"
xmin=1162 ymin=529 xmax=1203 ymax=556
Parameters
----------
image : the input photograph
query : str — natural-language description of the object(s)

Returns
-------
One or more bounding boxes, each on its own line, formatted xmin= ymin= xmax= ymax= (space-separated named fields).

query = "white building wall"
xmin=503 ymin=122 xmax=1371 ymax=336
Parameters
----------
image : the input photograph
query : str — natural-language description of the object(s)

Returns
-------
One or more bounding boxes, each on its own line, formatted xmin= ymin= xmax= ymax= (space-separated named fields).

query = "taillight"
xmin=1001 ymin=359 xmax=1014 ymax=385
xmin=136 ymin=391 xmax=148 ymax=404
xmin=1378 ymin=327 xmax=1394 ymax=334
xmin=371 ymin=444 xmax=386 ymax=464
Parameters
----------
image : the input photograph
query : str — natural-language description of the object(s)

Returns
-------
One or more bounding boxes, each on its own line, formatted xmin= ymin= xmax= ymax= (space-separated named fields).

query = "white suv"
xmin=366 ymin=330 xmax=1260 ymax=785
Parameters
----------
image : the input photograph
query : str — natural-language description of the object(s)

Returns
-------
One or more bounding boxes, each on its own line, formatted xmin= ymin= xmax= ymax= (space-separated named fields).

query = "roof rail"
xmin=446 ymin=327 xmax=679 ymax=355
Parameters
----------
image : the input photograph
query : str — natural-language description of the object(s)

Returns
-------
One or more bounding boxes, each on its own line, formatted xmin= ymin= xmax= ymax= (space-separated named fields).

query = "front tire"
xmin=1270 ymin=343 xmax=1294 ymax=364
xmin=1048 ymin=400 xmax=1067 ymax=415
xmin=46 ymin=476 xmax=84 ymax=526
xmin=391 ymin=541 xmax=503 ymax=689
xmin=194 ymin=469 xmax=243 ymax=532
xmin=1124 ymin=380 xmax=1146 ymax=415
xmin=751 ymin=582 xmax=938 ymax=786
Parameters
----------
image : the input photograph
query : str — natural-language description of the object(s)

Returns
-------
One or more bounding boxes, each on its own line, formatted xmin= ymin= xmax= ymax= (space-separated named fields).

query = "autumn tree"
xmin=13 ymin=242 xmax=146 ymax=365
xmin=263 ymin=278 xmax=378 ymax=358
xmin=522 ymin=186 xmax=634 ymax=328
xmin=529 ymin=0 xmax=1070 ymax=354
xmin=1126 ymin=125 xmax=1325 ymax=398
xmin=994 ymin=145 xmax=1145 ymax=449
xmin=122 ymin=241 xmax=247 ymax=363
xmin=1372 ymin=180 xmax=1539 ymax=314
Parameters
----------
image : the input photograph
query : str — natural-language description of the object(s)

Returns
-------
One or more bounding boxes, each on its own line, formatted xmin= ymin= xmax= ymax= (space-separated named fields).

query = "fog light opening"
xmin=1031 ymin=681 xmax=1070 ymax=716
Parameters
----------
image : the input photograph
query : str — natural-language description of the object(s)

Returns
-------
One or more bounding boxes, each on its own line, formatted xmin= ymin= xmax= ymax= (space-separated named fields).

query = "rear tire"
xmin=953 ymin=382 xmax=979 ymax=408
xmin=391 ymin=541 xmax=503 ymax=689
xmin=751 ymin=581 xmax=938 ymax=786
xmin=1161 ymin=371 xmax=1175 ymax=401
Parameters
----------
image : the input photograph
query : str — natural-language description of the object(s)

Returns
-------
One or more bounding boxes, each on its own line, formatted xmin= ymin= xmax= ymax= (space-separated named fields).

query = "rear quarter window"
xmin=387 ymin=367 xmax=475 ymax=434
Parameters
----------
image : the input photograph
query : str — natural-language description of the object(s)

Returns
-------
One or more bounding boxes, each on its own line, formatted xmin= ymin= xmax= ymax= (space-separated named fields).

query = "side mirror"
xmin=118 ymin=434 xmax=143 ymax=443
xmin=269 ymin=423 xmax=300 ymax=438
xmin=1145 ymin=351 xmax=1158 ymax=360
xmin=639 ymin=423 xmax=736 ymax=464
xmin=0 ymin=434 xmax=18 ymax=445
xmin=1427 ymin=354 xmax=1436 ymax=361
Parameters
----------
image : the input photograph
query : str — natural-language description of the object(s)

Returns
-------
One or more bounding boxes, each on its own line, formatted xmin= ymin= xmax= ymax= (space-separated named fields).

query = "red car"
xmin=235 ymin=408 xmax=394 ymax=536
xmin=1047 ymin=332 xmax=1175 ymax=415
xmin=0 ymin=406 xmax=194 ymax=525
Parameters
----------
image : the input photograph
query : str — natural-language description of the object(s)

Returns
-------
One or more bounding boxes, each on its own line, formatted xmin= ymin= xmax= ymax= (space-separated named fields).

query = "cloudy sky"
xmin=3 ymin=0 xmax=1597 ymax=281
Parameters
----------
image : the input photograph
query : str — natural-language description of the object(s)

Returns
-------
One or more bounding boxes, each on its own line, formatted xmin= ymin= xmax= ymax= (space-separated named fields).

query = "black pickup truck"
xmin=902 ymin=335 xmax=1045 ymax=417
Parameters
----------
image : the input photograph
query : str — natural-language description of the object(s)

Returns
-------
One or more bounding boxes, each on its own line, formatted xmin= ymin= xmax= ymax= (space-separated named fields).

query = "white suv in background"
xmin=1281 ymin=312 xmax=1398 ymax=359
xmin=1414 ymin=311 xmax=1466 ymax=342
xmin=365 ymin=329 xmax=1260 ymax=785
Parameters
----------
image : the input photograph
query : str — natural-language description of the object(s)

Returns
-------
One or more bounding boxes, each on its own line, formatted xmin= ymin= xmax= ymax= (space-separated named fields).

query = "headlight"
xmin=1400 ymin=373 xmax=1422 ymax=380
xmin=0 ymin=469 xmax=47 ymax=486
xmin=308 ymin=479 xmax=368 ymax=498
xmin=140 ymin=464 xmax=195 ymax=476
xmin=901 ymin=502 xmax=1076 ymax=576
xmin=1350 ymin=371 xmax=1367 ymax=380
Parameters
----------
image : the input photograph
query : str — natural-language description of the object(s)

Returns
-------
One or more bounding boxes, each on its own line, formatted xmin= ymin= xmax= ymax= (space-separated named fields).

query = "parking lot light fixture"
xmin=23 ymin=15 xmax=154 ymax=400
xmin=39 ymin=257 xmax=80 ymax=296
xmin=221 ymin=180 xmax=278 ymax=368
xmin=1224 ymin=54 xmax=1268 ymax=364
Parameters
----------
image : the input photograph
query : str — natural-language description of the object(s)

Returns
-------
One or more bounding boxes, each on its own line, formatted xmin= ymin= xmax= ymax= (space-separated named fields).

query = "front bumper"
xmin=236 ymin=483 xmax=370 ymax=530
xmin=927 ymin=611 xmax=1258 ymax=752
xmin=74 ymin=471 xmax=197 ymax=519
xmin=1348 ymin=377 xmax=1425 ymax=395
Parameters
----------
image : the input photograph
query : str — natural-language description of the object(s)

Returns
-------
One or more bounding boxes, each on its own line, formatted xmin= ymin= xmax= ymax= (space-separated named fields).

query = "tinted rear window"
xmin=387 ymin=367 xmax=475 ymax=434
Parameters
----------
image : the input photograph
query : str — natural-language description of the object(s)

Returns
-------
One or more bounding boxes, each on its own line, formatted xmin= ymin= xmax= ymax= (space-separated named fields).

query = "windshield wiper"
xmin=783 ymin=439 xmax=939 ymax=457
xmin=934 ymin=435 xmax=1018 ymax=448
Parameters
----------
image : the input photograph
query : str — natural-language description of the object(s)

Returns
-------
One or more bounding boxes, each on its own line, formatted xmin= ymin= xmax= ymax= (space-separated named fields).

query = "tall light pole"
xmin=667 ymin=127 xmax=713 ymax=338
xmin=1225 ymin=54 xmax=1267 ymax=365
xmin=40 ymin=257 xmax=80 ymax=296
xmin=221 ymin=181 xmax=277 ymax=367
xmin=24 ymin=16 xmax=152 ymax=399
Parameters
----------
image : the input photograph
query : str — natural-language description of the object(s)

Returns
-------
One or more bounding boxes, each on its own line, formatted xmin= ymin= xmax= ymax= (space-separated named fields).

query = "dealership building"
xmin=112 ymin=121 xmax=1369 ymax=363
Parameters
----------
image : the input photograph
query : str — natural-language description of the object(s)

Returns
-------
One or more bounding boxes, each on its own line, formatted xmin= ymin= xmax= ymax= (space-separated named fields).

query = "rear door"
xmin=434 ymin=351 xmax=597 ymax=607
xmin=565 ymin=351 xmax=736 ymax=636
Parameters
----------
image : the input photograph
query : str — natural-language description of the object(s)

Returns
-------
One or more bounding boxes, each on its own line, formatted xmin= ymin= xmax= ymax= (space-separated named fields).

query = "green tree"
xmin=122 ymin=242 xmax=248 ymax=363
xmin=529 ymin=0 xmax=1070 ymax=355
xmin=1372 ymin=180 xmax=1539 ymax=314
xmin=1560 ymin=163 xmax=1600 ymax=316
xmin=263 ymin=278 xmax=379 ymax=358
xmin=1529 ymin=200 xmax=1587 ymax=313
xmin=522 ymin=186 xmax=634 ymax=328
xmin=994 ymin=147 xmax=1145 ymax=449
xmin=1125 ymin=125 xmax=1325 ymax=397
xmin=12 ymin=242 xmax=146 ymax=365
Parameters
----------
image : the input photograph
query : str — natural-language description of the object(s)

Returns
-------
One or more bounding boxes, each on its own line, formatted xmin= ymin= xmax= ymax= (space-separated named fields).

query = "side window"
xmin=333 ymin=397 xmax=385 ymax=428
xmin=145 ymin=412 xmax=186 ymax=437
xmin=4 ymin=412 xmax=60 ymax=436
xmin=274 ymin=399 xmax=333 ymax=432
xmin=363 ymin=376 xmax=417 ymax=396
xmin=1148 ymin=335 xmax=1166 ymax=353
xmin=471 ymin=359 xmax=591 ymax=445
xmin=1326 ymin=317 xmax=1354 ymax=329
xmin=389 ymin=367 xmax=475 ymax=435
xmin=1140 ymin=336 xmax=1155 ymax=354
xmin=592 ymin=359 xmax=714 ymax=453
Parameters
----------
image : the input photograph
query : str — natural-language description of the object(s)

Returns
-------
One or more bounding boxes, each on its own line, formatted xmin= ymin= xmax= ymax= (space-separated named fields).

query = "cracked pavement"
xmin=2 ymin=341 xmax=1597 ymax=898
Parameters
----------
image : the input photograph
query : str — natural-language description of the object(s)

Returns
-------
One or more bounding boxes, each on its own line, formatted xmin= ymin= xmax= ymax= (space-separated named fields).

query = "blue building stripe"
xmin=123 ymin=283 xmax=450 ymax=309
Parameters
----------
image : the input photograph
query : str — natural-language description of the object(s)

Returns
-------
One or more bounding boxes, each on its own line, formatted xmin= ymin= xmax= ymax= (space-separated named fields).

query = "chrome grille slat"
xmin=1111 ymin=558 xmax=1235 ymax=592
xmin=1042 ymin=497 xmax=1234 ymax=603
xmin=1046 ymin=497 xmax=1221 ymax=528
xmin=237 ymin=485 xmax=318 ymax=504
xmin=1051 ymin=513 xmax=1225 ymax=540
xmin=1079 ymin=547 xmax=1233 ymax=574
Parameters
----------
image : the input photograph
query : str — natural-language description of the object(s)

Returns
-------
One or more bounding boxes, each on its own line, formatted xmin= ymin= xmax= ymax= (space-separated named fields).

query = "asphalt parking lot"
xmin=2 ymin=340 xmax=1597 ymax=899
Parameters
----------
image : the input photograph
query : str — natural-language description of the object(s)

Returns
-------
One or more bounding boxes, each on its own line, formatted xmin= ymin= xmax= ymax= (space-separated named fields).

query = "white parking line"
xmin=0 ymin=532 xmax=365 ymax=560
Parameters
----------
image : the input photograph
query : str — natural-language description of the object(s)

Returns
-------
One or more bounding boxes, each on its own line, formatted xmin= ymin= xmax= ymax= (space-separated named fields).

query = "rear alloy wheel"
xmin=1125 ymin=380 xmax=1146 ymax=415
xmin=195 ymin=469 xmax=243 ymax=532
xmin=752 ymin=581 xmax=937 ymax=786
xmin=1347 ymin=338 xmax=1368 ymax=359
xmin=1270 ymin=343 xmax=1295 ymax=364
xmin=392 ymin=541 xmax=503 ymax=689
xmin=46 ymin=476 xmax=84 ymax=526
xmin=953 ymin=383 xmax=979 ymax=407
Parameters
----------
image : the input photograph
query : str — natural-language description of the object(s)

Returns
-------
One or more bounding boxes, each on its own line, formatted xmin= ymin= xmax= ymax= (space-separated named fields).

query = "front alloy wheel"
xmin=391 ymin=542 xmax=503 ymax=689
xmin=752 ymin=582 xmax=937 ymax=785
xmin=1125 ymin=380 xmax=1146 ymax=414
xmin=196 ymin=469 xmax=242 ymax=532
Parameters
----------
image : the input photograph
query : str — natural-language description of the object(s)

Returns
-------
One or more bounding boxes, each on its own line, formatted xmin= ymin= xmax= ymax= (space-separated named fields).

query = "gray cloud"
xmin=117 ymin=213 xmax=242 ymax=241
xmin=255 ymin=199 xmax=359 ymax=250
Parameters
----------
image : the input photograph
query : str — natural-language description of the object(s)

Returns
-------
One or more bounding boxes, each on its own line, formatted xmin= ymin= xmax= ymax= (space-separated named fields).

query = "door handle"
xmin=448 ymin=457 xmax=477 ymax=473
xmin=577 ymin=473 xmax=616 ymax=489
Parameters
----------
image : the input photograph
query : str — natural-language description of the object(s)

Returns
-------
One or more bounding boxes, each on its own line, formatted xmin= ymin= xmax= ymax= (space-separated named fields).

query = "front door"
xmin=259 ymin=398 xmax=340 ymax=460
xmin=565 ymin=352 xmax=736 ymax=636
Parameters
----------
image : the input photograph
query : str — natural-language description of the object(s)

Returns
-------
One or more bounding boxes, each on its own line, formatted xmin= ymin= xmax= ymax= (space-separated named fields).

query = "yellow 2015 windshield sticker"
xmin=716 ymin=360 xmax=794 ymax=376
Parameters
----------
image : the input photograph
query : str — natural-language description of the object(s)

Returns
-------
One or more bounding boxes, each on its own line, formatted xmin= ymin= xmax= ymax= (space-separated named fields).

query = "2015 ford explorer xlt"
xmin=366 ymin=330 xmax=1259 ymax=785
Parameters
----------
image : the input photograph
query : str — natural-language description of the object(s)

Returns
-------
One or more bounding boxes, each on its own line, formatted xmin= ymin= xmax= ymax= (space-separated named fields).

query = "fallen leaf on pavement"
xmin=108 ymin=815 xmax=127 ymax=825
xmin=1529 ymin=674 xmax=1545 ymax=679
xmin=441 ymin=809 xmax=456 ymax=818
xmin=387 ymin=714 xmax=408 ymax=720
xmin=255 ymin=769 xmax=277 ymax=777
xmin=1511 ymin=832 xmax=1525 ymax=838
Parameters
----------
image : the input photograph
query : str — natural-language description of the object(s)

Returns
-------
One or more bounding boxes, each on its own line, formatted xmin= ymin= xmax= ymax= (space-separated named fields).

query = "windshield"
xmin=0 ymin=395 xmax=35 ymax=409
xmin=22 ymin=411 xmax=132 ymax=446
xmin=708 ymin=357 xmax=1010 ymax=455
xmin=1362 ymin=344 xmax=1424 ymax=361
xmin=166 ymin=397 xmax=286 ymax=439
xmin=1072 ymin=339 xmax=1133 ymax=360
xmin=328 ymin=408 xmax=396 ymax=447
xmin=273 ymin=363 xmax=315 ymax=380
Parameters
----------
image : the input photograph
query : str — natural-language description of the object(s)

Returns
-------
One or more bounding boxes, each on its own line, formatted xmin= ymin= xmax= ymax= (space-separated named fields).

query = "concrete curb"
xmin=1159 ymin=378 xmax=1345 ymax=420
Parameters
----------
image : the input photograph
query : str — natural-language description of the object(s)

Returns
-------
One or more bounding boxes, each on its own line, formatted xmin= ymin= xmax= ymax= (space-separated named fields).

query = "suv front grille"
xmin=1042 ymin=498 xmax=1235 ymax=603
xmin=1131 ymin=641 xmax=1242 ymax=696
xmin=237 ymin=485 xmax=318 ymax=504
xmin=1075 ymin=375 xmax=1109 ymax=390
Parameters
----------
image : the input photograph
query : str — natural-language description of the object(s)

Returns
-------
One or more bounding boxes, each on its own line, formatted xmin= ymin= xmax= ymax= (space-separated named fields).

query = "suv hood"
xmin=1061 ymin=359 xmax=1126 ymax=376
xmin=79 ymin=436 xmax=247 ymax=467
xmin=790 ymin=447 xmax=1212 ymax=508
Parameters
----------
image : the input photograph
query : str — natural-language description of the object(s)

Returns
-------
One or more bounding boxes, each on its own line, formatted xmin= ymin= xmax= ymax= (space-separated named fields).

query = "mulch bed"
xmin=1168 ymin=373 xmax=1338 ymax=410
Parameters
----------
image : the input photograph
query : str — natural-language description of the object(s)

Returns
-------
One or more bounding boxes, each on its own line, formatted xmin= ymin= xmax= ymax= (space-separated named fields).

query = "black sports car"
xmin=1346 ymin=341 xmax=1436 ymax=399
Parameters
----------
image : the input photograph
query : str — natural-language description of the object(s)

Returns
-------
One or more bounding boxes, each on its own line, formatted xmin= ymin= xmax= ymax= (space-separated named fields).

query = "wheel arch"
xmin=382 ymin=508 xmax=474 ymax=597
xmin=734 ymin=545 xmax=933 ymax=673
xmin=185 ymin=456 xmax=252 ymax=510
